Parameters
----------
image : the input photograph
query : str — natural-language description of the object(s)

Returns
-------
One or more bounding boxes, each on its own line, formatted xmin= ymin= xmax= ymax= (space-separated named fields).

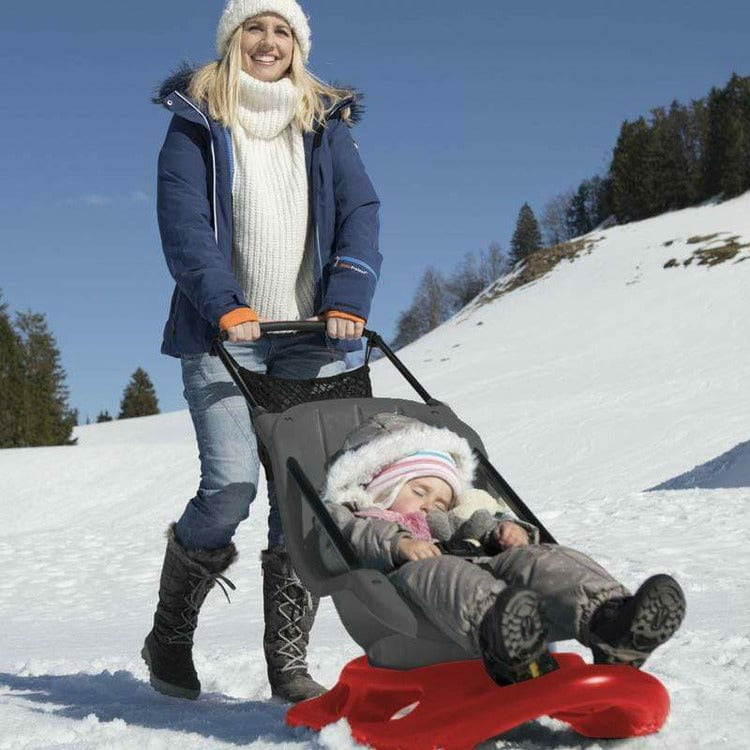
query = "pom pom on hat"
xmin=365 ymin=451 xmax=464 ymax=509
xmin=216 ymin=0 xmax=312 ymax=62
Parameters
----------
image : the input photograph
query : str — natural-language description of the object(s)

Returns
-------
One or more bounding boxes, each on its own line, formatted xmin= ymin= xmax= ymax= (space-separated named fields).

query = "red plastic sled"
xmin=287 ymin=653 xmax=670 ymax=750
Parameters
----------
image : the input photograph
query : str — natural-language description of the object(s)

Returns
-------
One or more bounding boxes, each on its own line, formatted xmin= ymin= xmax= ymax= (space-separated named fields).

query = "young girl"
xmin=321 ymin=413 xmax=686 ymax=686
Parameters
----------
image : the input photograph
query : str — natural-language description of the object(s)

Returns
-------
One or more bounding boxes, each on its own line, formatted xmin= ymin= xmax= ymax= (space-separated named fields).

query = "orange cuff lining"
xmin=219 ymin=307 xmax=259 ymax=331
xmin=325 ymin=310 xmax=366 ymax=325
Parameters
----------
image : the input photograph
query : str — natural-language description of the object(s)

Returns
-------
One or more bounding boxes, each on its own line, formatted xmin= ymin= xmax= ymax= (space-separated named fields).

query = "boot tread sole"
xmin=630 ymin=575 xmax=686 ymax=649
xmin=499 ymin=589 xmax=547 ymax=661
xmin=595 ymin=575 xmax=686 ymax=666
xmin=482 ymin=588 xmax=558 ymax=685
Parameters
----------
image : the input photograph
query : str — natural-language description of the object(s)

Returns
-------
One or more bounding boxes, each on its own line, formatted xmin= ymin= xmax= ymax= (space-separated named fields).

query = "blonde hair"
xmin=188 ymin=24 xmax=354 ymax=132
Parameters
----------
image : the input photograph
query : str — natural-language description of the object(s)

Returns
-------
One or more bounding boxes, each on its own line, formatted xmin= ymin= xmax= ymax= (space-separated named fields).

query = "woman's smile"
xmin=252 ymin=54 xmax=278 ymax=65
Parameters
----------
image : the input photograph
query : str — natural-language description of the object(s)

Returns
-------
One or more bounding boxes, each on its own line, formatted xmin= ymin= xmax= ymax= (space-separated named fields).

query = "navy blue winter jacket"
xmin=154 ymin=69 xmax=381 ymax=356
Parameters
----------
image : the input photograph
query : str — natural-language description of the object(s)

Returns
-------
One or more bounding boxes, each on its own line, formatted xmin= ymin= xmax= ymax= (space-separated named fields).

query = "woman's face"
xmin=240 ymin=13 xmax=295 ymax=82
xmin=389 ymin=477 xmax=454 ymax=515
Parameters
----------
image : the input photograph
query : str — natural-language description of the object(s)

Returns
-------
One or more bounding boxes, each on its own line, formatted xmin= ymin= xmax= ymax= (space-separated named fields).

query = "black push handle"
xmin=219 ymin=320 xmax=378 ymax=341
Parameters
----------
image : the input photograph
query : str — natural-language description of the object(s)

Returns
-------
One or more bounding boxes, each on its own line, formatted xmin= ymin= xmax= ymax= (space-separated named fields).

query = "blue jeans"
xmin=175 ymin=333 xmax=349 ymax=551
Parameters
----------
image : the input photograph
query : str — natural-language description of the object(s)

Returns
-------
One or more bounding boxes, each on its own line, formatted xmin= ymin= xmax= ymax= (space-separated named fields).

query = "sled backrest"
xmin=252 ymin=397 xmax=489 ymax=666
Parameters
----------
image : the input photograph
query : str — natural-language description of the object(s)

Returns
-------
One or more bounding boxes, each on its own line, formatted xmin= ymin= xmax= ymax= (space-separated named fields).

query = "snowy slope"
xmin=1 ymin=194 xmax=749 ymax=749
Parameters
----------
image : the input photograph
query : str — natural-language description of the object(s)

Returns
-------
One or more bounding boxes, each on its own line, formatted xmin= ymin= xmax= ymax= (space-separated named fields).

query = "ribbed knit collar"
xmin=236 ymin=71 xmax=301 ymax=140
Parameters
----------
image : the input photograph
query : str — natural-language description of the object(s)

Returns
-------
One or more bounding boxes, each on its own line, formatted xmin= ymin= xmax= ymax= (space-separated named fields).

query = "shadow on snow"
xmin=647 ymin=439 xmax=750 ymax=491
xmin=0 ymin=669 xmax=307 ymax=746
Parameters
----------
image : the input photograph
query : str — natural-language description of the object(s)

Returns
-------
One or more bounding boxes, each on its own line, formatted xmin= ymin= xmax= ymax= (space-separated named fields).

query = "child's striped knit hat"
xmin=364 ymin=451 xmax=463 ymax=509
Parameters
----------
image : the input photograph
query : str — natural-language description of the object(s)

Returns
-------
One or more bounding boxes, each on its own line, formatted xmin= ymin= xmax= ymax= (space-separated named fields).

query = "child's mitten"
xmin=455 ymin=509 xmax=498 ymax=543
xmin=426 ymin=509 xmax=454 ymax=541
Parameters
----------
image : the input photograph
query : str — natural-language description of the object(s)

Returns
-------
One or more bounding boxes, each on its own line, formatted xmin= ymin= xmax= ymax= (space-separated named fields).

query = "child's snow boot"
xmin=478 ymin=586 xmax=558 ymax=686
xmin=142 ymin=524 xmax=237 ymax=699
xmin=261 ymin=547 xmax=326 ymax=703
xmin=588 ymin=574 xmax=686 ymax=667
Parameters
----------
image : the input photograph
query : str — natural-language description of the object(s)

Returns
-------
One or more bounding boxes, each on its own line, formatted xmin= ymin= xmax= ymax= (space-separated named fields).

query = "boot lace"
xmin=270 ymin=573 xmax=313 ymax=673
xmin=165 ymin=569 xmax=236 ymax=646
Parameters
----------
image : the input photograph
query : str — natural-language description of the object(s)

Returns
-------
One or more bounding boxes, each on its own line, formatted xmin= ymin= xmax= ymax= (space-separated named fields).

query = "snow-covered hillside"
xmin=1 ymin=194 xmax=749 ymax=749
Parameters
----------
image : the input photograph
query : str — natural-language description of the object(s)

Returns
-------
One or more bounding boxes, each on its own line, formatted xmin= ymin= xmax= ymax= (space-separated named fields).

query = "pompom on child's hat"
xmin=216 ymin=0 xmax=312 ymax=62
xmin=365 ymin=451 xmax=463 ymax=510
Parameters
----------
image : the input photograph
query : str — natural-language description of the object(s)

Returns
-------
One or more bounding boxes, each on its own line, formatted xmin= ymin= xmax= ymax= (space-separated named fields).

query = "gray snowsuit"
xmin=320 ymin=413 xmax=629 ymax=655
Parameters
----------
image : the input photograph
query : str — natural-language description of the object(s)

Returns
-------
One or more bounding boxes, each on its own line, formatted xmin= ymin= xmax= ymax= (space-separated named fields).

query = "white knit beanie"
xmin=216 ymin=0 xmax=312 ymax=62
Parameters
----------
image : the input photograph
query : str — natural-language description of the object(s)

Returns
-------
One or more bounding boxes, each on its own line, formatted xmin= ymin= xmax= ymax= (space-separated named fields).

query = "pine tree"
xmin=737 ymin=76 xmax=750 ymax=193
xmin=688 ymin=97 xmax=710 ymax=201
xmin=670 ymin=101 xmax=702 ymax=206
xmin=15 ymin=311 xmax=77 ymax=446
xmin=119 ymin=368 xmax=160 ymax=419
xmin=96 ymin=410 xmax=114 ymax=423
xmin=0 ymin=292 xmax=25 ymax=448
xmin=509 ymin=203 xmax=542 ymax=266
xmin=611 ymin=117 xmax=657 ymax=222
xmin=719 ymin=74 xmax=750 ymax=198
xmin=702 ymin=76 xmax=750 ymax=199
xmin=566 ymin=181 xmax=595 ymax=237
xmin=648 ymin=102 xmax=695 ymax=213
xmin=702 ymin=86 xmax=725 ymax=198
xmin=589 ymin=175 xmax=614 ymax=227
xmin=720 ymin=113 xmax=745 ymax=198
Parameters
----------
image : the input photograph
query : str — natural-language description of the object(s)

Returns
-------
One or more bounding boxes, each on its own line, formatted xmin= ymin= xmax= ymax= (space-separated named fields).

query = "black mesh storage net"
xmin=237 ymin=363 xmax=373 ymax=413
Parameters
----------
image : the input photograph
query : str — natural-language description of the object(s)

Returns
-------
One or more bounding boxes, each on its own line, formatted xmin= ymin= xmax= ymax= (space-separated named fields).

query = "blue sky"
xmin=1 ymin=1 xmax=748 ymax=422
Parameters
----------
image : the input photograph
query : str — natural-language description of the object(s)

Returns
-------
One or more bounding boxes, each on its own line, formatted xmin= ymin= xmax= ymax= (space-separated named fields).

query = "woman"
xmin=142 ymin=0 xmax=381 ymax=704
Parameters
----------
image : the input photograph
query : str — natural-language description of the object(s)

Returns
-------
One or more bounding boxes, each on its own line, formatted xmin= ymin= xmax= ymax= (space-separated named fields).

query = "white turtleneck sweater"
xmin=231 ymin=71 xmax=315 ymax=322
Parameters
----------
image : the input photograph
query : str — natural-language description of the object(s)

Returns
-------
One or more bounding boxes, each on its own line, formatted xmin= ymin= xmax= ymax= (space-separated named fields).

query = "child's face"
xmin=390 ymin=476 xmax=454 ymax=514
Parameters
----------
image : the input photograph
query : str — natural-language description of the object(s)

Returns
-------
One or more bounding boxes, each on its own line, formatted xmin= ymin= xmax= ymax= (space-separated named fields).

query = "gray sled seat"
xmin=253 ymin=397 xmax=490 ymax=670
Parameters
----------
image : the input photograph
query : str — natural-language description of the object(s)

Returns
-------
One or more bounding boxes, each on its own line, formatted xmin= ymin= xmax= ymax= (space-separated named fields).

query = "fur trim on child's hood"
xmin=321 ymin=412 xmax=477 ymax=509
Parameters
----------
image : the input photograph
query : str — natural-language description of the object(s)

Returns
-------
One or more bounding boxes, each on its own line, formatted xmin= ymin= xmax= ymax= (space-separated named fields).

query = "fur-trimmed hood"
xmin=152 ymin=63 xmax=366 ymax=125
xmin=153 ymin=63 xmax=196 ymax=106
xmin=321 ymin=413 xmax=477 ymax=510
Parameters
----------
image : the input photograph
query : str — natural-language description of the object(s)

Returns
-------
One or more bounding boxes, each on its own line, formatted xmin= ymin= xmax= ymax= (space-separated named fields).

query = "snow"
xmin=1 ymin=193 xmax=749 ymax=749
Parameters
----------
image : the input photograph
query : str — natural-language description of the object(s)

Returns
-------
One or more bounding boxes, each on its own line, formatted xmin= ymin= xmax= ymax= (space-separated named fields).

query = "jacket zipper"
xmin=312 ymin=96 xmax=355 ymax=301
xmin=169 ymin=92 xmax=220 ymax=336
xmin=174 ymin=91 xmax=219 ymax=245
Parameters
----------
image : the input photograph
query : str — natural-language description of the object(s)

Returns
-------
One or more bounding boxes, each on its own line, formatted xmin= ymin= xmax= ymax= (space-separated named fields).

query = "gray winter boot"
xmin=588 ymin=574 xmax=686 ymax=667
xmin=478 ymin=587 xmax=559 ymax=686
xmin=142 ymin=524 xmax=237 ymax=699
xmin=261 ymin=547 xmax=327 ymax=703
